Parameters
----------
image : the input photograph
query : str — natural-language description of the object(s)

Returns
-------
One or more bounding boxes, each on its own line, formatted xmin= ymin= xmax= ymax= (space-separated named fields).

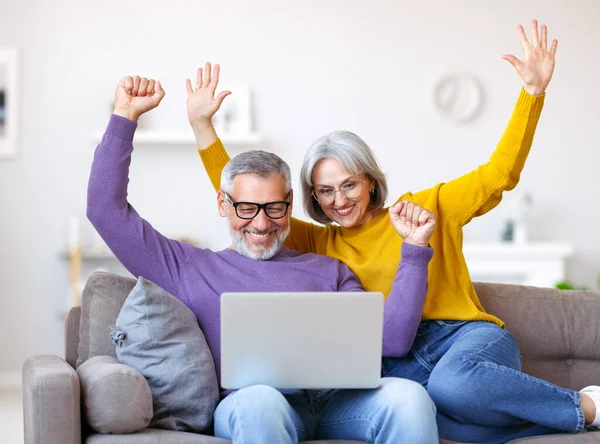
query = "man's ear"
xmin=217 ymin=191 xmax=227 ymax=217
xmin=288 ymin=189 xmax=294 ymax=213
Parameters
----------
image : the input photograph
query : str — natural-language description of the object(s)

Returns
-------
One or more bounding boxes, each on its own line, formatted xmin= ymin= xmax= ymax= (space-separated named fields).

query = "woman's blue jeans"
xmin=382 ymin=320 xmax=585 ymax=443
xmin=214 ymin=377 xmax=439 ymax=443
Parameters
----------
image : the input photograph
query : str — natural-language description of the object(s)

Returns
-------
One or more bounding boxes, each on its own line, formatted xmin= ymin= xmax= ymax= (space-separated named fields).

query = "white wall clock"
xmin=433 ymin=72 xmax=483 ymax=124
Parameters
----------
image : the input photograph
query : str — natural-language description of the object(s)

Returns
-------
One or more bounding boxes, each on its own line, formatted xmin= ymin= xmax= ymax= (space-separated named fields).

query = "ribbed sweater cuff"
xmin=198 ymin=139 xmax=229 ymax=166
xmin=105 ymin=114 xmax=137 ymax=141
xmin=514 ymin=88 xmax=545 ymax=118
xmin=400 ymin=242 xmax=434 ymax=267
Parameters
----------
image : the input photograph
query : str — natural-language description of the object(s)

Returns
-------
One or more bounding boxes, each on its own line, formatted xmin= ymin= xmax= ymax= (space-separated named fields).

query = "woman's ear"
xmin=368 ymin=177 xmax=376 ymax=195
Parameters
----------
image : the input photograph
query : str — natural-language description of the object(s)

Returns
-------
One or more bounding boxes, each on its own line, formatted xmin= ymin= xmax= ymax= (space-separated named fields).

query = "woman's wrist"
xmin=523 ymin=85 xmax=545 ymax=97
xmin=191 ymin=120 xmax=218 ymax=149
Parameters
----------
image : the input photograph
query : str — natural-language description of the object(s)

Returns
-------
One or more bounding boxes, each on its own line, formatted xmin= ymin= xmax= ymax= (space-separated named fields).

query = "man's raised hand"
xmin=113 ymin=76 xmax=165 ymax=122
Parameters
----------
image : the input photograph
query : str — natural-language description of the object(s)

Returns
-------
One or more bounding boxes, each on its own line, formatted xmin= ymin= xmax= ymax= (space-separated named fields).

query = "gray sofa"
xmin=23 ymin=271 xmax=600 ymax=443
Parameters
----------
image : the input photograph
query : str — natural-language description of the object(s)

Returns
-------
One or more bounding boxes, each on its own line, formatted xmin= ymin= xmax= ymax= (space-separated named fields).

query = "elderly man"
xmin=87 ymin=75 xmax=438 ymax=444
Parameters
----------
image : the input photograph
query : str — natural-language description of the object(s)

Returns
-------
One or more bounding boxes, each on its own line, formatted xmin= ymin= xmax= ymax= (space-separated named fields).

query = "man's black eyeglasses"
xmin=223 ymin=192 xmax=291 ymax=220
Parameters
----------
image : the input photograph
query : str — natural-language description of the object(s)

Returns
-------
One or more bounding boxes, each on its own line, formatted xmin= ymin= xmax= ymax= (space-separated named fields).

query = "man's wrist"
xmin=113 ymin=108 xmax=139 ymax=123
xmin=400 ymin=241 xmax=434 ymax=265
xmin=403 ymin=239 xmax=430 ymax=248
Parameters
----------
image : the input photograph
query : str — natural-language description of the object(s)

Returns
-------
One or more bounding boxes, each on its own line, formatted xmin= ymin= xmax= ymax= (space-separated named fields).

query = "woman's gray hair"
xmin=221 ymin=150 xmax=292 ymax=195
xmin=300 ymin=131 xmax=388 ymax=224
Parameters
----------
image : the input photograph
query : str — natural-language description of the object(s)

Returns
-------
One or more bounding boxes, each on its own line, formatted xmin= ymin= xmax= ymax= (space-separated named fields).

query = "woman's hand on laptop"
xmin=389 ymin=201 xmax=435 ymax=247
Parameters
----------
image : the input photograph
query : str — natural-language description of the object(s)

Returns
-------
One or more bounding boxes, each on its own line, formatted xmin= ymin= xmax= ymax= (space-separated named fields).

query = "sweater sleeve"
xmin=87 ymin=114 xmax=196 ymax=296
xmin=198 ymin=139 xmax=230 ymax=191
xmin=435 ymin=89 xmax=545 ymax=226
xmin=286 ymin=217 xmax=328 ymax=254
xmin=336 ymin=262 xmax=365 ymax=292
xmin=382 ymin=242 xmax=433 ymax=357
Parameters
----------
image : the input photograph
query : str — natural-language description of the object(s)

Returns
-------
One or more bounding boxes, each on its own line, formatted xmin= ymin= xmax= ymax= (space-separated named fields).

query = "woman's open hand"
xmin=502 ymin=19 xmax=558 ymax=96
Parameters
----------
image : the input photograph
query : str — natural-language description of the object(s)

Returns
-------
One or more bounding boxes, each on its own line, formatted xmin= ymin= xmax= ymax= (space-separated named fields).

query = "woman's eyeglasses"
xmin=312 ymin=177 xmax=367 ymax=206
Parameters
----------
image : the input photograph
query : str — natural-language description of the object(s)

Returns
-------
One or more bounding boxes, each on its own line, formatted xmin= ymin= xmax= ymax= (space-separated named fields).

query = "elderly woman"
xmin=191 ymin=21 xmax=600 ymax=443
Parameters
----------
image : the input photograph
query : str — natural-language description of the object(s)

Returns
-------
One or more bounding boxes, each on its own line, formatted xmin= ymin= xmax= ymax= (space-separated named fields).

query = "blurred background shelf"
xmin=92 ymin=130 xmax=263 ymax=146
xmin=60 ymin=250 xmax=119 ymax=260
xmin=62 ymin=241 xmax=574 ymax=293
xmin=463 ymin=242 xmax=573 ymax=288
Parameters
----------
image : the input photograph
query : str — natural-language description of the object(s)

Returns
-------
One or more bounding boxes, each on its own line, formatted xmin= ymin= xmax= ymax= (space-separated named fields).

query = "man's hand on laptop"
xmin=388 ymin=201 xmax=436 ymax=247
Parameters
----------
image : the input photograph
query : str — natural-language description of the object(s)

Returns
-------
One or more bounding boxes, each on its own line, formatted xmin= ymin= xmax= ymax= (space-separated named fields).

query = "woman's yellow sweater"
xmin=199 ymin=89 xmax=545 ymax=327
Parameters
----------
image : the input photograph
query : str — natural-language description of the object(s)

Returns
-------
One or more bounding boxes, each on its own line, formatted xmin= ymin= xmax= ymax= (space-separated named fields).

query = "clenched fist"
xmin=389 ymin=201 xmax=436 ymax=247
xmin=113 ymin=76 xmax=165 ymax=122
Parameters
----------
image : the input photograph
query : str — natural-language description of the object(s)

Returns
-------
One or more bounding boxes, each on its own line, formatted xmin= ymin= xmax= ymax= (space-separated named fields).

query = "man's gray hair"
xmin=221 ymin=150 xmax=292 ymax=194
xmin=300 ymin=131 xmax=388 ymax=224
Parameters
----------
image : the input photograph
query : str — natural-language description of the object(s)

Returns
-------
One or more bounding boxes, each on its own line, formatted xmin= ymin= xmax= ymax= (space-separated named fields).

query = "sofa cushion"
xmin=111 ymin=277 xmax=219 ymax=433
xmin=77 ymin=272 xmax=137 ymax=368
xmin=76 ymin=355 xmax=153 ymax=434
xmin=85 ymin=428 xmax=365 ymax=443
xmin=474 ymin=282 xmax=600 ymax=391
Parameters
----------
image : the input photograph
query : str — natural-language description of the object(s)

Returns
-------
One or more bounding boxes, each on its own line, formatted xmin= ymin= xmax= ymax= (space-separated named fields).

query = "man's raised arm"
xmin=87 ymin=76 xmax=195 ymax=296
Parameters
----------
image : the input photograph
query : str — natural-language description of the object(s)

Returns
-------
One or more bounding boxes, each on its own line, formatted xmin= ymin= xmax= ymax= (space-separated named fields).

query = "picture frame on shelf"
xmin=212 ymin=85 xmax=252 ymax=136
xmin=0 ymin=48 xmax=18 ymax=159
xmin=92 ymin=84 xmax=262 ymax=146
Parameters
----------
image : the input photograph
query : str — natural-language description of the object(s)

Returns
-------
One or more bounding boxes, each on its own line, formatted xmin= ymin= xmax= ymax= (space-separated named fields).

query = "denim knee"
xmin=215 ymin=385 xmax=290 ymax=428
xmin=214 ymin=384 xmax=299 ymax=440
xmin=233 ymin=384 xmax=289 ymax=411
xmin=378 ymin=377 xmax=437 ymax=420
xmin=376 ymin=378 xmax=438 ymax=443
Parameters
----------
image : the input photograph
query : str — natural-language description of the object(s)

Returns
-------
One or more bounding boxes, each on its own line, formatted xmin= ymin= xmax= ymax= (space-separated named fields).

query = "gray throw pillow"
xmin=111 ymin=277 xmax=219 ymax=433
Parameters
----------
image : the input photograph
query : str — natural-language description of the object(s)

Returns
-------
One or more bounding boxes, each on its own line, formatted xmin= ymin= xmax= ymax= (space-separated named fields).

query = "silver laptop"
xmin=220 ymin=291 xmax=384 ymax=390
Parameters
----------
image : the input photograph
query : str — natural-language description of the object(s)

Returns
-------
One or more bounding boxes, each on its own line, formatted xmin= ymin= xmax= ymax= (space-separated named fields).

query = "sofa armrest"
xmin=23 ymin=355 xmax=81 ymax=444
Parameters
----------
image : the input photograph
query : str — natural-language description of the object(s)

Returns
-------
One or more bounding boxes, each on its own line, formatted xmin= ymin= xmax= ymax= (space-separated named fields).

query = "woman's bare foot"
xmin=581 ymin=393 xmax=597 ymax=425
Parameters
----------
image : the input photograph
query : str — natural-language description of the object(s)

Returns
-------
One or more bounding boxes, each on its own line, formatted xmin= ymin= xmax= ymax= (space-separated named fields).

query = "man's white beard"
xmin=229 ymin=220 xmax=290 ymax=260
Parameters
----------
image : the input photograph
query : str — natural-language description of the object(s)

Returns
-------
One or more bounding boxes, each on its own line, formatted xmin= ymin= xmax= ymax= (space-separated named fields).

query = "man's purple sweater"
xmin=87 ymin=114 xmax=434 ymax=387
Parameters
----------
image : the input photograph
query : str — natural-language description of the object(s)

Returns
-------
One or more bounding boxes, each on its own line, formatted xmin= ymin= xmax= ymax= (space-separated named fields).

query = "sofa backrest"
xmin=70 ymin=272 xmax=600 ymax=392
xmin=75 ymin=272 xmax=137 ymax=368
xmin=474 ymin=281 xmax=600 ymax=391
xmin=65 ymin=306 xmax=81 ymax=369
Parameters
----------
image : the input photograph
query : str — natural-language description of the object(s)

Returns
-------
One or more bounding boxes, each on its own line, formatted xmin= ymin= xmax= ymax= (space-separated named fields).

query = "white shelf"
xmin=463 ymin=242 xmax=573 ymax=288
xmin=93 ymin=130 xmax=263 ymax=146
xmin=63 ymin=242 xmax=573 ymax=289
xmin=60 ymin=251 xmax=118 ymax=260
xmin=463 ymin=242 xmax=573 ymax=258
